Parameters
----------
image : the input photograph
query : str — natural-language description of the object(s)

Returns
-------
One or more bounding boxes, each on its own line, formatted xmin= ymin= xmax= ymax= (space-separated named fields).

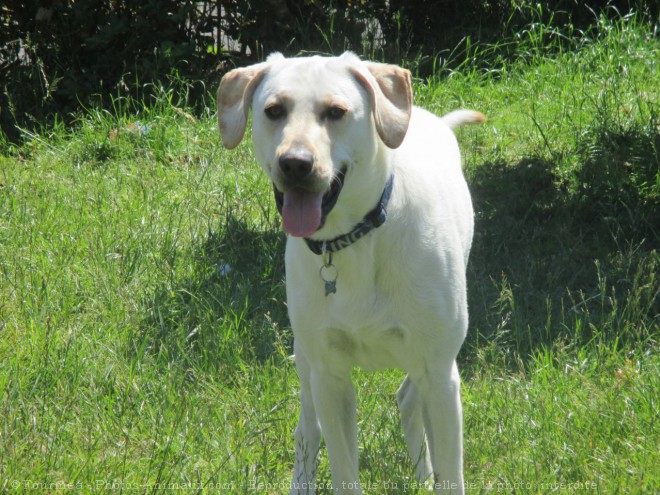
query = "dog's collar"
xmin=304 ymin=174 xmax=394 ymax=255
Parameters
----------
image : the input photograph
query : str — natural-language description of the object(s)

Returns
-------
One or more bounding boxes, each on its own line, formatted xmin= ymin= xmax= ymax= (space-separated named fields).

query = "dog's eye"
xmin=323 ymin=106 xmax=347 ymax=121
xmin=265 ymin=104 xmax=286 ymax=120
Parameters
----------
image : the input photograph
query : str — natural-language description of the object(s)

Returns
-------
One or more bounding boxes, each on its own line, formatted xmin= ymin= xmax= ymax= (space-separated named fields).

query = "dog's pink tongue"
xmin=282 ymin=189 xmax=323 ymax=237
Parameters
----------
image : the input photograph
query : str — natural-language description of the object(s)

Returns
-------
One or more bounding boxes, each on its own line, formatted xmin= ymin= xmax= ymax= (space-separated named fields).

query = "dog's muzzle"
xmin=273 ymin=167 xmax=347 ymax=238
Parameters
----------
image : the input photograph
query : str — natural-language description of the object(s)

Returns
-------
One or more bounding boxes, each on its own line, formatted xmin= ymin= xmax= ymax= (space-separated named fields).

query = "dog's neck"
xmin=303 ymin=174 xmax=394 ymax=256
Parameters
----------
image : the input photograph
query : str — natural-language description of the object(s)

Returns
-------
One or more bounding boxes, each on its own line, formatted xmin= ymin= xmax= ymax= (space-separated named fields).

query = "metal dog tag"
xmin=324 ymin=279 xmax=337 ymax=296
xmin=320 ymin=246 xmax=338 ymax=296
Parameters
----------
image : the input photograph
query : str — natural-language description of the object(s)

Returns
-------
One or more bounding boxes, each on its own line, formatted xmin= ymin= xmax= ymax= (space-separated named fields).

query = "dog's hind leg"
xmin=397 ymin=374 xmax=433 ymax=482
xmin=291 ymin=351 xmax=321 ymax=495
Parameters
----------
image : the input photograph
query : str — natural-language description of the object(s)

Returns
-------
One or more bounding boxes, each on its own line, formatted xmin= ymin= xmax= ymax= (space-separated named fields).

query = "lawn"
xmin=1 ymin=13 xmax=658 ymax=495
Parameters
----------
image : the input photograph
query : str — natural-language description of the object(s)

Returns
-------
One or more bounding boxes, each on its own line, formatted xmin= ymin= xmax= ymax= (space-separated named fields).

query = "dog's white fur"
xmin=218 ymin=52 xmax=483 ymax=494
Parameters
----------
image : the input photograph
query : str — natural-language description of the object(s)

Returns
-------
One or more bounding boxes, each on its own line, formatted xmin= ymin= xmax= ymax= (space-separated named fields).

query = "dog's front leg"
xmin=417 ymin=360 xmax=465 ymax=495
xmin=291 ymin=351 xmax=321 ymax=495
xmin=310 ymin=367 xmax=362 ymax=495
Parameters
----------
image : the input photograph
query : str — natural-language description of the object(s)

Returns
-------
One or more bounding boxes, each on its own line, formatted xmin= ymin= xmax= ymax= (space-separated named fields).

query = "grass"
xmin=1 ymin=12 xmax=658 ymax=495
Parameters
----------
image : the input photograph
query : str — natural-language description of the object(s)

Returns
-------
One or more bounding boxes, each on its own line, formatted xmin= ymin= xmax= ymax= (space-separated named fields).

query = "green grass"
xmin=1 ymin=13 xmax=658 ymax=494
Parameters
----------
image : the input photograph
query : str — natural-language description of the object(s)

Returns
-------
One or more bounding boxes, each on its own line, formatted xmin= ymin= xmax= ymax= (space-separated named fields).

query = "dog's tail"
xmin=441 ymin=110 xmax=486 ymax=130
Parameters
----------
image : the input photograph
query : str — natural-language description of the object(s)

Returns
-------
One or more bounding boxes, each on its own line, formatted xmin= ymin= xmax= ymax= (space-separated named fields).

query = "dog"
xmin=217 ymin=52 xmax=484 ymax=494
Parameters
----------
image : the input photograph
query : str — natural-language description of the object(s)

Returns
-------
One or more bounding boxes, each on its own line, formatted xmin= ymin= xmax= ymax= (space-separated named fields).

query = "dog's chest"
xmin=287 ymin=247 xmax=418 ymax=371
xmin=322 ymin=319 xmax=408 ymax=371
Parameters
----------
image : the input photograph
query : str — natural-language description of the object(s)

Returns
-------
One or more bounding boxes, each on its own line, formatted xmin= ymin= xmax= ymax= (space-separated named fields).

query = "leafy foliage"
xmin=2 ymin=1 xmax=659 ymax=142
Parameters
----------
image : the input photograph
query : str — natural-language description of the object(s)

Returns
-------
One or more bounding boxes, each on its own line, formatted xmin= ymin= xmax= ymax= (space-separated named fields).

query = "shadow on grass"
xmin=136 ymin=217 xmax=288 ymax=376
xmin=465 ymin=124 xmax=659 ymax=360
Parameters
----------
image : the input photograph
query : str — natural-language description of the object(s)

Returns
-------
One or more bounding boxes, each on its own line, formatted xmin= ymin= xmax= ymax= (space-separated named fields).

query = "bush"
xmin=1 ymin=0 xmax=219 ymax=141
xmin=1 ymin=0 xmax=658 ymax=142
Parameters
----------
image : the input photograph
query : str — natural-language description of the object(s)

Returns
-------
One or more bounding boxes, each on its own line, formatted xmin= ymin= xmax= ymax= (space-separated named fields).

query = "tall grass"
xmin=1 ymin=12 xmax=658 ymax=494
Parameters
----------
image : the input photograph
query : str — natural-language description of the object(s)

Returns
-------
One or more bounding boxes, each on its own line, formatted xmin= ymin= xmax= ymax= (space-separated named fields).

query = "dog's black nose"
xmin=279 ymin=149 xmax=314 ymax=182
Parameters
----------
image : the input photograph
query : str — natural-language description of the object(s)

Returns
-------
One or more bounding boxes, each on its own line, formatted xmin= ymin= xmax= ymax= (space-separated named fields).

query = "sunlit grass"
xmin=0 ymin=12 xmax=658 ymax=494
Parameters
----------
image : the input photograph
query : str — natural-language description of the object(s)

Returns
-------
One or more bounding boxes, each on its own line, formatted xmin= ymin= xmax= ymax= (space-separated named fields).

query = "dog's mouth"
xmin=273 ymin=167 xmax=347 ymax=238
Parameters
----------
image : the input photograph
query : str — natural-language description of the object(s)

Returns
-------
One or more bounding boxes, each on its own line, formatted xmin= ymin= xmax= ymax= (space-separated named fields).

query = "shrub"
xmin=1 ymin=0 xmax=658 ymax=141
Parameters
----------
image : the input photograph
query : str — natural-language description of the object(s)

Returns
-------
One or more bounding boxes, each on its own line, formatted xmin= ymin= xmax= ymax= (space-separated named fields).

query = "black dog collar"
xmin=304 ymin=174 xmax=394 ymax=255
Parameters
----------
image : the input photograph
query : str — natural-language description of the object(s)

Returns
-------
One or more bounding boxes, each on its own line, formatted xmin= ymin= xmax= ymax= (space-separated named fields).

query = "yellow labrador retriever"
xmin=217 ymin=52 xmax=483 ymax=494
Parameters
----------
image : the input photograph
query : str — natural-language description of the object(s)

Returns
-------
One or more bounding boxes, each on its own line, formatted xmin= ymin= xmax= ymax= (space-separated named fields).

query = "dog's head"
xmin=217 ymin=52 xmax=412 ymax=238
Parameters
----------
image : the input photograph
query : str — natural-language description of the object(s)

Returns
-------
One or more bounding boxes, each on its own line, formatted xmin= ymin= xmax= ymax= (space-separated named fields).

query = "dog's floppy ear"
xmin=351 ymin=60 xmax=413 ymax=149
xmin=217 ymin=61 xmax=270 ymax=149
